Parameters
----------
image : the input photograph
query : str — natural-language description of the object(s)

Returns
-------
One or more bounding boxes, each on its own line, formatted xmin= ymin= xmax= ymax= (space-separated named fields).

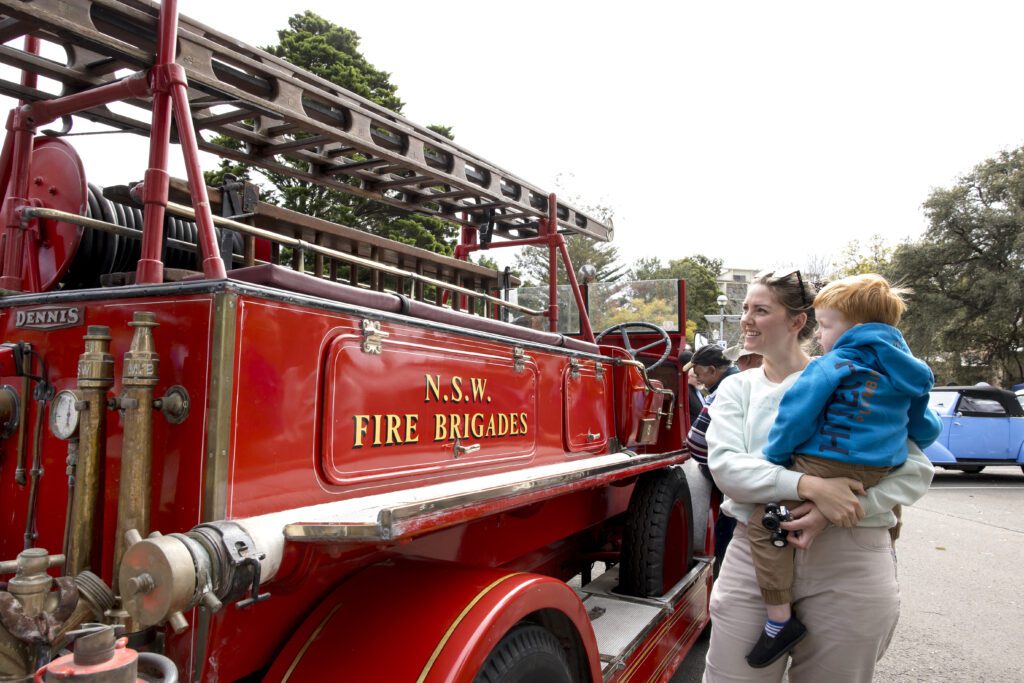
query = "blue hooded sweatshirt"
xmin=764 ymin=323 xmax=941 ymax=468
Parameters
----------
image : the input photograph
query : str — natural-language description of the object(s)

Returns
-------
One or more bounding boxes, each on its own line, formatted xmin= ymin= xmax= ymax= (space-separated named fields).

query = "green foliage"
xmin=834 ymin=234 xmax=895 ymax=278
xmin=203 ymin=12 xmax=457 ymax=255
xmin=473 ymin=254 xmax=500 ymax=271
xmin=269 ymin=11 xmax=403 ymax=112
xmin=628 ymin=255 xmax=723 ymax=335
xmin=599 ymin=297 xmax=679 ymax=330
xmin=512 ymin=234 xmax=625 ymax=287
xmin=891 ymin=147 xmax=1024 ymax=386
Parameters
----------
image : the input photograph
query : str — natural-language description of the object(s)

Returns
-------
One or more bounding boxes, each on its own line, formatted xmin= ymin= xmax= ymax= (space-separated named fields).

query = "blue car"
xmin=925 ymin=386 xmax=1024 ymax=474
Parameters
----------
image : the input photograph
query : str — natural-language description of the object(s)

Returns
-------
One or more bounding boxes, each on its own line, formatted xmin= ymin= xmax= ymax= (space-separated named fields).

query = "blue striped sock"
xmin=764 ymin=619 xmax=788 ymax=638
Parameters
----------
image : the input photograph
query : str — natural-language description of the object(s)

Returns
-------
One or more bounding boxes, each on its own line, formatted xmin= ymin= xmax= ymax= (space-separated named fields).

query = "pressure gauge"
xmin=50 ymin=390 xmax=81 ymax=440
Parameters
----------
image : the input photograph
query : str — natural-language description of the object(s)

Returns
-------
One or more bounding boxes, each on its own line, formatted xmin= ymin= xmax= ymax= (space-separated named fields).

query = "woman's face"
xmin=740 ymin=284 xmax=805 ymax=359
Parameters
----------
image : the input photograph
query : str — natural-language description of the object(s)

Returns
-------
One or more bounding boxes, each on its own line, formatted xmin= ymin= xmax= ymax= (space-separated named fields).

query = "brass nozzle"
xmin=122 ymin=312 xmax=159 ymax=388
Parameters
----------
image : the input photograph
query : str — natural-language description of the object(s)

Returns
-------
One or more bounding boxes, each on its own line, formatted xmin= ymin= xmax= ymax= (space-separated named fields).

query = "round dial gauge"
xmin=50 ymin=390 xmax=80 ymax=440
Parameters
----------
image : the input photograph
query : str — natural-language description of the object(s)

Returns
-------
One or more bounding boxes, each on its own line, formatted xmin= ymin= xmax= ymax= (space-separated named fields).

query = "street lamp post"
xmin=716 ymin=294 xmax=728 ymax=344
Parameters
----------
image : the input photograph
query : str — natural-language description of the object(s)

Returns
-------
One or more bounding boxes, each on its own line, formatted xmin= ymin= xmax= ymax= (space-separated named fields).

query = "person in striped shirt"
xmin=684 ymin=344 xmax=739 ymax=570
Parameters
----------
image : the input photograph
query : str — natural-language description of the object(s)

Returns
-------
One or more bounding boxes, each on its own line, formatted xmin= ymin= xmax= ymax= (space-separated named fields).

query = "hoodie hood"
xmin=832 ymin=323 xmax=934 ymax=396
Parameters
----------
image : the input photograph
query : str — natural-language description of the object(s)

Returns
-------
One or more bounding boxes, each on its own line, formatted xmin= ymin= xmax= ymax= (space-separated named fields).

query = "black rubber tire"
xmin=619 ymin=466 xmax=694 ymax=598
xmin=475 ymin=623 xmax=572 ymax=683
xmin=959 ymin=465 xmax=985 ymax=474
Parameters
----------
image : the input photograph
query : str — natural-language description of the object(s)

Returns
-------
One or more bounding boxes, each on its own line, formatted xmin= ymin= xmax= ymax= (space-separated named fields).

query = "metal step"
xmin=579 ymin=559 xmax=713 ymax=676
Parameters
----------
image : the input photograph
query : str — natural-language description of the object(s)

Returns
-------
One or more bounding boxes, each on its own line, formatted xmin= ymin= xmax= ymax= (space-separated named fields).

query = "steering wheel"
xmin=595 ymin=322 xmax=673 ymax=370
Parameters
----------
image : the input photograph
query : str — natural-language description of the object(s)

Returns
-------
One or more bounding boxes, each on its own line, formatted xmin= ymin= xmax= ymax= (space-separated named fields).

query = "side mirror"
xmin=955 ymin=411 xmax=963 ymax=417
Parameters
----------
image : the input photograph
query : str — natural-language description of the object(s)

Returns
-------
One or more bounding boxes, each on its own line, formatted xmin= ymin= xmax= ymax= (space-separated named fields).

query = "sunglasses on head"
xmin=754 ymin=267 xmax=809 ymax=309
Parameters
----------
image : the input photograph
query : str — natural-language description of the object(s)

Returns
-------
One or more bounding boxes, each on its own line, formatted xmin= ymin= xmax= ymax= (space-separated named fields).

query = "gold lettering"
xmin=405 ymin=414 xmax=418 ymax=443
xmin=520 ymin=412 xmax=528 ymax=435
xmin=434 ymin=413 xmax=447 ymax=441
xmin=471 ymin=413 xmax=485 ymax=438
xmin=451 ymin=376 xmax=464 ymax=402
xmin=425 ymin=374 xmax=442 ymax=402
xmin=498 ymin=413 xmax=509 ymax=436
xmin=509 ymin=412 xmax=519 ymax=435
xmin=450 ymin=413 xmax=463 ymax=440
xmin=353 ymin=415 xmax=371 ymax=448
xmin=386 ymin=414 xmax=402 ymax=445
xmin=372 ymin=414 xmax=383 ymax=446
xmin=470 ymin=377 xmax=488 ymax=402
xmin=486 ymin=414 xmax=497 ymax=437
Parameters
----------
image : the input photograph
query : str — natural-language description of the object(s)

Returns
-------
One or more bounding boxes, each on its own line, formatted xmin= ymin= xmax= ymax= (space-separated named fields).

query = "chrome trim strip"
xmin=283 ymin=450 xmax=685 ymax=543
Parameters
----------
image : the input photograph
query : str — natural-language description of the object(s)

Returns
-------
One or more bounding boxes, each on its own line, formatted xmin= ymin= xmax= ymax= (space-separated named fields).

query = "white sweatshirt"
xmin=706 ymin=367 xmax=934 ymax=526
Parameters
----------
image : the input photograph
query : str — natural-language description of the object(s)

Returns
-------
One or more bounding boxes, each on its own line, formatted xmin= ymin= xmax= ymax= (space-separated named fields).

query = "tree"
xmin=512 ymin=234 xmax=624 ymax=287
xmin=891 ymin=147 xmax=1024 ymax=386
xmin=627 ymin=255 xmax=723 ymax=335
xmin=833 ymin=234 xmax=895 ymax=278
xmin=204 ymin=12 xmax=457 ymax=257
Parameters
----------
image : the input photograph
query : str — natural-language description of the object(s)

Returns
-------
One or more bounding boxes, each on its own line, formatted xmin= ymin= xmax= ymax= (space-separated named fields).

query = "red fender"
xmin=265 ymin=558 xmax=601 ymax=682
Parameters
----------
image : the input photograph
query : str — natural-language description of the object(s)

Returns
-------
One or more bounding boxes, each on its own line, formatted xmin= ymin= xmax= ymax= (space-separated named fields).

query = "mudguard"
xmin=923 ymin=441 xmax=957 ymax=464
xmin=265 ymin=557 xmax=601 ymax=682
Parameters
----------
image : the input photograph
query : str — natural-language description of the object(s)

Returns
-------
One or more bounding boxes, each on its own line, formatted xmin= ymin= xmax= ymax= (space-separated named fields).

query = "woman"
xmin=703 ymin=270 xmax=934 ymax=682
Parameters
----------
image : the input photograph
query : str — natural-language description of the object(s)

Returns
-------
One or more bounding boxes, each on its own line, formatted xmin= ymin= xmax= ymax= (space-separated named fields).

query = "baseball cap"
xmin=682 ymin=344 xmax=729 ymax=372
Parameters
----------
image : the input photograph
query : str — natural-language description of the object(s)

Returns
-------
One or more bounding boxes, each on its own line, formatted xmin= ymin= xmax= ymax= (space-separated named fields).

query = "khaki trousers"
xmin=703 ymin=523 xmax=900 ymax=683
xmin=747 ymin=455 xmax=892 ymax=604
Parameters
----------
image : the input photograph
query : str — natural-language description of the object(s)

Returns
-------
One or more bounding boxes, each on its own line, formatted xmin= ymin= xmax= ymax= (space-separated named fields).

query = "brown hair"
xmin=755 ymin=270 xmax=817 ymax=342
xmin=813 ymin=273 xmax=907 ymax=326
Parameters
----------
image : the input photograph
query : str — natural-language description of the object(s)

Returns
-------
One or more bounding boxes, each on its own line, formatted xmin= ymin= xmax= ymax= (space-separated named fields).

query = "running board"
xmin=579 ymin=558 xmax=713 ymax=679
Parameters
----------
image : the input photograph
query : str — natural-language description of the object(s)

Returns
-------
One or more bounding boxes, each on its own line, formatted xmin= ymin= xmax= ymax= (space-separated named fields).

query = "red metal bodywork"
xmin=0 ymin=280 xmax=705 ymax=681
xmin=0 ymin=3 xmax=711 ymax=680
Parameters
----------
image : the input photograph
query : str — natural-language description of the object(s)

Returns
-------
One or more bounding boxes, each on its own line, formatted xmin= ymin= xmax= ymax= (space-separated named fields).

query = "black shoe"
xmin=746 ymin=616 xmax=807 ymax=668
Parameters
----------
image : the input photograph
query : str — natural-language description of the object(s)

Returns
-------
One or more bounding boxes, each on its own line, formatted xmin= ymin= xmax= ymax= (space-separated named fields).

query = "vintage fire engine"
xmin=0 ymin=1 xmax=712 ymax=680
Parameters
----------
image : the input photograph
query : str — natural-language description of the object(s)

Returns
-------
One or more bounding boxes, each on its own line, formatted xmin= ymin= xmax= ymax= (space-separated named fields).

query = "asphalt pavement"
xmin=672 ymin=467 xmax=1024 ymax=682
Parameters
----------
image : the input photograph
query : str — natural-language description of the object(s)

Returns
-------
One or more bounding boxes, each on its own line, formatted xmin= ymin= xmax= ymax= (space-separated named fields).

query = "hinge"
xmin=569 ymin=358 xmax=581 ymax=380
xmin=513 ymin=347 xmax=528 ymax=373
xmin=361 ymin=319 xmax=389 ymax=354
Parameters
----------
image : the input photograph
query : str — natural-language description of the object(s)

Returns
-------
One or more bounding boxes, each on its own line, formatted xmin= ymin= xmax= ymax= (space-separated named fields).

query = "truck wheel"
xmin=619 ymin=466 xmax=693 ymax=598
xmin=475 ymin=623 xmax=572 ymax=683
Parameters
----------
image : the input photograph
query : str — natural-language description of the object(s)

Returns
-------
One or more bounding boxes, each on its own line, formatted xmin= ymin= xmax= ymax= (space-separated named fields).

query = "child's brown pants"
xmin=748 ymin=454 xmax=893 ymax=604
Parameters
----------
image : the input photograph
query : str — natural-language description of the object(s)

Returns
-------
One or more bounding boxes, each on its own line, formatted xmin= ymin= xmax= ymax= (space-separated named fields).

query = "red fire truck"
xmin=0 ymin=1 xmax=712 ymax=680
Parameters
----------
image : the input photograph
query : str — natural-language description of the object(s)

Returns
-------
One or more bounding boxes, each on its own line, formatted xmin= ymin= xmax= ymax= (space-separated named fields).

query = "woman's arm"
xmin=706 ymin=378 xmax=803 ymax=508
xmin=860 ymin=440 xmax=935 ymax=517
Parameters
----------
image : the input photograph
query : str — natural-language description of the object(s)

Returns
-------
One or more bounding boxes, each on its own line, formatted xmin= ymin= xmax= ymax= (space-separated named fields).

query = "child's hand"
xmin=781 ymin=503 xmax=829 ymax=549
xmin=797 ymin=475 xmax=866 ymax=527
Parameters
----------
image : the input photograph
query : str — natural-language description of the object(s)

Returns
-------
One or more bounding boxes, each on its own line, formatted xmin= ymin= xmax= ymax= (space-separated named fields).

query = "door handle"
xmin=453 ymin=438 xmax=480 ymax=458
xmin=952 ymin=421 xmax=961 ymax=426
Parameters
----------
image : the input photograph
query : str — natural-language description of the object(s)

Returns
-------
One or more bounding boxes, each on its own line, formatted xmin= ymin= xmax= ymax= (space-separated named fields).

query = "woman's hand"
xmin=797 ymin=475 xmax=866 ymax=527
xmin=780 ymin=503 xmax=829 ymax=549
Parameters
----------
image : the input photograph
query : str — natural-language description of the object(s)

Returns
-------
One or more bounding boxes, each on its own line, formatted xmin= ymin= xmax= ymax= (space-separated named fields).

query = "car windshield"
xmin=928 ymin=391 xmax=958 ymax=415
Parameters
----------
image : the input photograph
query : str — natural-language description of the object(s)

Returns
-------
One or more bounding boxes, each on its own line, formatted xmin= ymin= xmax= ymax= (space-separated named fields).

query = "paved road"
xmin=672 ymin=467 xmax=1024 ymax=682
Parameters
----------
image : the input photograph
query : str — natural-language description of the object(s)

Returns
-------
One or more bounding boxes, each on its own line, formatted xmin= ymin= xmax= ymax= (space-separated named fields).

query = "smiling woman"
xmin=702 ymin=270 xmax=936 ymax=681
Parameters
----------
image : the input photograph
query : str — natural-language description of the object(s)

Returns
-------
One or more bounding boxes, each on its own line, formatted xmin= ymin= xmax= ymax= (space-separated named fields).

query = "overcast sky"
xmin=5 ymin=0 xmax=1023 ymax=273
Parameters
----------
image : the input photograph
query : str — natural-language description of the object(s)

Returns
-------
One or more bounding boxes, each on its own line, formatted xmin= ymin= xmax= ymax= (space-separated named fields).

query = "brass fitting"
xmin=6 ymin=548 xmax=53 ymax=617
xmin=111 ymin=313 xmax=159 ymax=601
xmin=65 ymin=326 xmax=114 ymax=576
